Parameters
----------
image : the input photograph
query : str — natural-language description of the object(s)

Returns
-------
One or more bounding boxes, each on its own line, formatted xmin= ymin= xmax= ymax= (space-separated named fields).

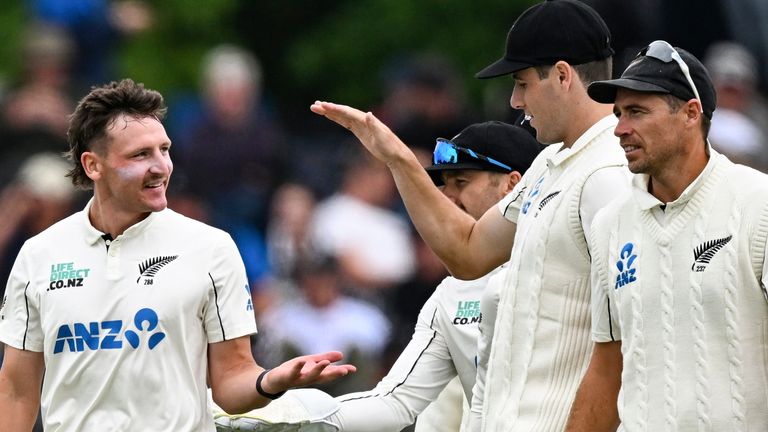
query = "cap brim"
xmin=475 ymin=57 xmax=534 ymax=79
xmin=425 ymin=162 xmax=503 ymax=185
xmin=588 ymin=78 xmax=671 ymax=104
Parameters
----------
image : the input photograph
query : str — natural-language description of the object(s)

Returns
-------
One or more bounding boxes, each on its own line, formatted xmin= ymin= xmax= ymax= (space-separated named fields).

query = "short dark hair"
xmin=660 ymin=94 xmax=711 ymax=139
xmin=533 ymin=57 xmax=613 ymax=86
xmin=66 ymin=79 xmax=167 ymax=189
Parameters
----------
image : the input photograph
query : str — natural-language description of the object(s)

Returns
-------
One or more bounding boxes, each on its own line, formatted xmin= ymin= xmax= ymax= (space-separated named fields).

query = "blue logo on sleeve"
xmin=53 ymin=308 xmax=166 ymax=354
xmin=615 ymin=242 xmax=638 ymax=289
xmin=245 ymin=284 xmax=253 ymax=311
xmin=521 ymin=176 xmax=545 ymax=215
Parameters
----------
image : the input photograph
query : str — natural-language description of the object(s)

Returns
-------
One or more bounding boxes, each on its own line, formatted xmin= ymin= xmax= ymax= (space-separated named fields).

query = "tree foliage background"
xmin=0 ymin=0 xmax=536 ymax=121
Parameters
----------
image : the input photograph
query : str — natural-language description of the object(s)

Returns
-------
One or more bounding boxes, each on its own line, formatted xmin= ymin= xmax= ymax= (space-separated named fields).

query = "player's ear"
xmin=682 ymin=99 xmax=704 ymax=130
xmin=82 ymin=151 xmax=103 ymax=182
xmin=553 ymin=60 xmax=573 ymax=89
xmin=505 ymin=171 xmax=523 ymax=193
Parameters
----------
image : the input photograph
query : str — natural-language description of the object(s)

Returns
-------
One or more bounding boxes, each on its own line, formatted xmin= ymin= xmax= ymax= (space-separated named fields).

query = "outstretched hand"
xmin=263 ymin=351 xmax=356 ymax=394
xmin=310 ymin=101 xmax=408 ymax=165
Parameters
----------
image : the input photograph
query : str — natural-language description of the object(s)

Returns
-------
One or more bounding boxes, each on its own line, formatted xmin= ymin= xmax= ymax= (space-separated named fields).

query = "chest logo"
xmin=521 ymin=176 xmax=545 ymax=215
xmin=615 ymin=242 xmax=638 ymax=289
xmin=537 ymin=191 xmax=561 ymax=212
xmin=453 ymin=300 xmax=481 ymax=325
xmin=49 ymin=262 xmax=91 ymax=292
xmin=137 ymin=255 xmax=178 ymax=284
xmin=53 ymin=307 xmax=166 ymax=354
xmin=692 ymin=235 xmax=732 ymax=272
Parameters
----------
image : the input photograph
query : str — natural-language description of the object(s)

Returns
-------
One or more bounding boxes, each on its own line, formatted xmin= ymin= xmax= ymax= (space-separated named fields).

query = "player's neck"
xmin=562 ymin=101 xmax=613 ymax=148
xmin=89 ymin=196 xmax=151 ymax=238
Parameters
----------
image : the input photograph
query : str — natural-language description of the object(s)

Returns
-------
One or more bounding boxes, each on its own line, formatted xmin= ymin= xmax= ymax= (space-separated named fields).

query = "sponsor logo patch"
xmin=453 ymin=300 xmax=481 ymax=325
xmin=53 ymin=307 xmax=166 ymax=354
xmin=615 ymin=242 xmax=638 ymax=289
xmin=49 ymin=262 xmax=91 ymax=291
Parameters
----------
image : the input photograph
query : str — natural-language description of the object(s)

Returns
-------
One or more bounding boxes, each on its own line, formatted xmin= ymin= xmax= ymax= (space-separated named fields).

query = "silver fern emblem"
xmin=691 ymin=235 xmax=732 ymax=271
xmin=538 ymin=191 xmax=561 ymax=211
xmin=137 ymin=255 xmax=178 ymax=283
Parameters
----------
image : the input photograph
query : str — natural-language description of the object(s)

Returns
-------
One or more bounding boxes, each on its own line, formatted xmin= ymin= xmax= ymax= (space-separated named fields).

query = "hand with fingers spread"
xmin=310 ymin=101 xmax=411 ymax=166
xmin=261 ymin=351 xmax=357 ymax=395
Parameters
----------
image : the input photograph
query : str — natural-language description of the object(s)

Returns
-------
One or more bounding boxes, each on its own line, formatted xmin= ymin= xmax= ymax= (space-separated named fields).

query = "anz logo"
xmin=521 ymin=176 xmax=545 ymax=215
xmin=53 ymin=308 xmax=166 ymax=354
xmin=614 ymin=242 xmax=638 ymax=289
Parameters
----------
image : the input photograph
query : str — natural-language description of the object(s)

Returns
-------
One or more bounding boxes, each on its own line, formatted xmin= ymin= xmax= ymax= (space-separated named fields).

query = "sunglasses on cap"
xmin=638 ymin=40 xmax=703 ymax=113
xmin=433 ymin=138 xmax=512 ymax=171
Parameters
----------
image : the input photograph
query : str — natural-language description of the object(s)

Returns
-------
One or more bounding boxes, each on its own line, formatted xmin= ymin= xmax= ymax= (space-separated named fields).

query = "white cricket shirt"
xmin=330 ymin=268 xmax=501 ymax=431
xmin=0 ymin=201 xmax=258 ymax=431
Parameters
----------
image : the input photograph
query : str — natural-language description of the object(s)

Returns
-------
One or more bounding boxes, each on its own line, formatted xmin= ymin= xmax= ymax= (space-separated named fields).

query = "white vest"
xmin=483 ymin=119 xmax=627 ymax=431
xmin=591 ymin=152 xmax=768 ymax=431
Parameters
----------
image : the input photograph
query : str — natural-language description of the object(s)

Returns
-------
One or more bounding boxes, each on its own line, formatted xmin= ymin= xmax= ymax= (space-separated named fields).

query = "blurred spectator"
xmin=0 ymin=22 xmax=75 ymax=186
xmin=175 ymin=44 xmax=284 ymax=231
xmin=384 ymin=234 xmax=448 ymax=364
xmin=310 ymin=149 xmax=415 ymax=299
xmin=32 ymin=0 xmax=152 ymax=92
xmin=0 ymin=152 xmax=80 ymax=311
xmin=704 ymin=41 xmax=768 ymax=171
xmin=258 ymin=255 xmax=391 ymax=395
xmin=266 ymin=183 xmax=318 ymax=289
xmin=719 ymin=0 xmax=768 ymax=90
xmin=376 ymin=54 xmax=474 ymax=152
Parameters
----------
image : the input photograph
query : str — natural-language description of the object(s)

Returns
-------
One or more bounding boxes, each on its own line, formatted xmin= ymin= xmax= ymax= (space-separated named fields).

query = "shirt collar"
xmin=631 ymin=144 xmax=720 ymax=211
xmin=546 ymin=114 xmax=618 ymax=167
xmin=81 ymin=198 xmax=160 ymax=246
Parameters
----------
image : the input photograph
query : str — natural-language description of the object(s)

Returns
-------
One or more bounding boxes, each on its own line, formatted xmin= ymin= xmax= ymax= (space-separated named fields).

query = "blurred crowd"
xmin=2 ymin=0 xmax=768 ymax=408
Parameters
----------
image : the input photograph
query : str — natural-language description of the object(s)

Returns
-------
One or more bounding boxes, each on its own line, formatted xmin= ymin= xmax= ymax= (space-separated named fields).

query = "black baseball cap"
xmin=426 ymin=121 xmax=545 ymax=185
xmin=476 ymin=0 xmax=614 ymax=79
xmin=588 ymin=43 xmax=717 ymax=119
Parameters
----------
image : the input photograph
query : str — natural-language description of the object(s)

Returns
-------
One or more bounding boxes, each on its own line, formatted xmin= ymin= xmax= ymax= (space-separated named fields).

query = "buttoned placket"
xmin=106 ymin=237 xmax=123 ymax=280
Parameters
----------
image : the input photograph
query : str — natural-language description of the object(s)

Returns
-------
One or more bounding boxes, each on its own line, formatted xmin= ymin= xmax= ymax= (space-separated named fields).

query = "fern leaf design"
xmin=538 ymin=191 xmax=561 ymax=211
xmin=691 ymin=235 xmax=732 ymax=270
xmin=138 ymin=255 xmax=179 ymax=278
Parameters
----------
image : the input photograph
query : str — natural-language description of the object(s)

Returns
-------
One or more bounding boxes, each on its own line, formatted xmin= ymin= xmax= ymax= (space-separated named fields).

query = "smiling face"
xmin=612 ymin=89 xmax=687 ymax=176
xmin=84 ymin=114 xmax=173 ymax=221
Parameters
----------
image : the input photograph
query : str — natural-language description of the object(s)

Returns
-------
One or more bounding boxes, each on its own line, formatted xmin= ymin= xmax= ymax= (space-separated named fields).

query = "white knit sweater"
xmin=482 ymin=116 xmax=628 ymax=431
xmin=590 ymin=150 xmax=768 ymax=431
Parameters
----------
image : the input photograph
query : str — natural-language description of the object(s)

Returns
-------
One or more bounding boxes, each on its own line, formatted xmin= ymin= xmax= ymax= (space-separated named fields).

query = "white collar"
xmin=81 ymin=198 xmax=160 ymax=246
xmin=545 ymin=114 xmax=618 ymax=167
xmin=631 ymin=145 xmax=720 ymax=211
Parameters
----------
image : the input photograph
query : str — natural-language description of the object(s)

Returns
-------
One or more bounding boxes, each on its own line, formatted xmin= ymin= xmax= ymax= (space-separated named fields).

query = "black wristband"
xmin=256 ymin=369 xmax=286 ymax=400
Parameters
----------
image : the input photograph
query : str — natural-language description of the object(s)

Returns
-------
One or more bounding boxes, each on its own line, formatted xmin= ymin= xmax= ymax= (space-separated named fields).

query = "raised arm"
xmin=0 ymin=346 xmax=45 ymax=431
xmin=310 ymin=102 xmax=514 ymax=278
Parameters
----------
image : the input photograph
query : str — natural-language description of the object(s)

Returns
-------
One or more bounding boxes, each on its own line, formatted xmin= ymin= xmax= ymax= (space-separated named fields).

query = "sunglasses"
xmin=433 ymin=138 xmax=512 ymax=171
xmin=639 ymin=40 xmax=703 ymax=113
